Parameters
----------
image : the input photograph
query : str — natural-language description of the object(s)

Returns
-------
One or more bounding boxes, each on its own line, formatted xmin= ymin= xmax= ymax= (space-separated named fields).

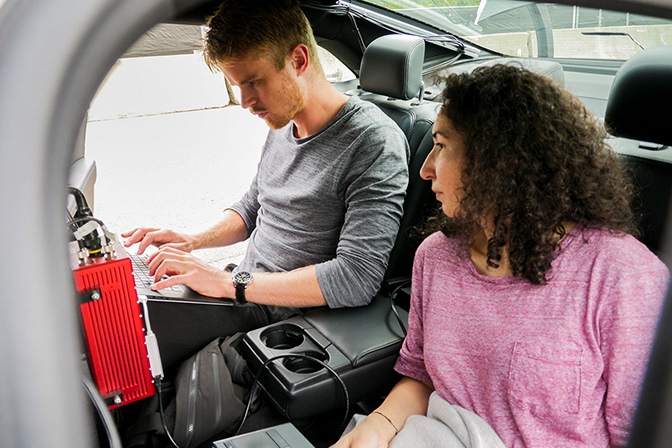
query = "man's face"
xmin=219 ymin=54 xmax=306 ymax=130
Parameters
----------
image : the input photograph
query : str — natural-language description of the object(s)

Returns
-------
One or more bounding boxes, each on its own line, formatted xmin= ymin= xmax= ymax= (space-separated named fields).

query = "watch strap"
xmin=232 ymin=271 xmax=252 ymax=305
xmin=235 ymin=283 xmax=247 ymax=304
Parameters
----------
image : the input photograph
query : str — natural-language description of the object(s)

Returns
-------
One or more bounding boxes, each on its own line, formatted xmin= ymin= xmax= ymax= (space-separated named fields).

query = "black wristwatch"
xmin=232 ymin=271 xmax=253 ymax=304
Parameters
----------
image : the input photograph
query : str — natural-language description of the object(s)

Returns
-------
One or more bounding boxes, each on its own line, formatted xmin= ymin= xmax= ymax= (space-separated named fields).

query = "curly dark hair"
xmin=426 ymin=64 xmax=638 ymax=284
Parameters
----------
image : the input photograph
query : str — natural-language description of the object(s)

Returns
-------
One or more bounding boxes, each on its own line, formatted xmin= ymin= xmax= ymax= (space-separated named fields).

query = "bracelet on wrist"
xmin=372 ymin=410 xmax=399 ymax=435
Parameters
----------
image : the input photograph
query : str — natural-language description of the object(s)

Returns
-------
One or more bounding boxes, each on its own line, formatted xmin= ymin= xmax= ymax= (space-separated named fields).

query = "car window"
xmin=320 ymin=46 xmax=357 ymax=83
xmin=361 ymin=0 xmax=672 ymax=60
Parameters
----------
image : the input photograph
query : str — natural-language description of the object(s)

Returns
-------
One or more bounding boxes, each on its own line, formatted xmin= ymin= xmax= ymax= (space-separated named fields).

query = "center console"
xmin=242 ymin=294 xmax=408 ymax=419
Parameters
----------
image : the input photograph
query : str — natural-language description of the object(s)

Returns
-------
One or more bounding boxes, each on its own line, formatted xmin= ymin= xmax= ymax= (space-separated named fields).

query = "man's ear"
xmin=289 ymin=44 xmax=310 ymax=76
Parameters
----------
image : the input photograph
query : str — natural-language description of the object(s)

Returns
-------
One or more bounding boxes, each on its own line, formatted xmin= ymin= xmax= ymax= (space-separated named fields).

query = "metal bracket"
xmin=78 ymin=288 xmax=102 ymax=304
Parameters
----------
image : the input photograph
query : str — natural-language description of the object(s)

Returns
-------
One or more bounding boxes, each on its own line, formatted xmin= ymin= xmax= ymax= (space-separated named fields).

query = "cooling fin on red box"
xmin=72 ymin=244 xmax=155 ymax=409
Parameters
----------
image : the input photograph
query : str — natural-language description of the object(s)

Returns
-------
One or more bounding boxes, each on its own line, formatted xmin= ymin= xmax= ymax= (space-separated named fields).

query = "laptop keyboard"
xmin=129 ymin=252 xmax=182 ymax=292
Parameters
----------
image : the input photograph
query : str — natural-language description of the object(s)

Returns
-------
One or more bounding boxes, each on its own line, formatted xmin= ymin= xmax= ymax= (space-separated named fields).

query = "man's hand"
xmin=146 ymin=247 xmax=231 ymax=298
xmin=122 ymin=227 xmax=197 ymax=255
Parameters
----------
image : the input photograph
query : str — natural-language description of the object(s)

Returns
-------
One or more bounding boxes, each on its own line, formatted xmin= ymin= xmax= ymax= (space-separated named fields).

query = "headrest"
xmin=360 ymin=34 xmax=425 ymax=100
xmin=605 ymin=45 xmax=672 ymax=147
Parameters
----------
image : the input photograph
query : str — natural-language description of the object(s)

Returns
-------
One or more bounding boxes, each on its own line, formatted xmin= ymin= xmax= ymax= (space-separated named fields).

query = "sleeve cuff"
xmin=394 ymin=353 xmax=431 ymax=383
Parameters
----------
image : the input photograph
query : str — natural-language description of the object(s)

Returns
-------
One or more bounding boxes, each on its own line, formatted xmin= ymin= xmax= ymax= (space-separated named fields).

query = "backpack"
xmin=124 ymin=332 xmax=261 ymax=448
xmin=173 ymin=333 xmax=260 ymax=447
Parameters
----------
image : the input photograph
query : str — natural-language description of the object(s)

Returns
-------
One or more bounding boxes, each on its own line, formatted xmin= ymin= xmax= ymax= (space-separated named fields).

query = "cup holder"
xmin=261 ymin=324 xmax=305 ymax=350
xmin=282 ymin=350 xmax=329 ymax=374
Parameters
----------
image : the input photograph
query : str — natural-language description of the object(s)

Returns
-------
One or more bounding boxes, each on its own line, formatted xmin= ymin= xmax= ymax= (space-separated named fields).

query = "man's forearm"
xmin=193 ymin=209 xmax=248 ymax=250
xmin=225 ymin=265 xmax=327 ymax=307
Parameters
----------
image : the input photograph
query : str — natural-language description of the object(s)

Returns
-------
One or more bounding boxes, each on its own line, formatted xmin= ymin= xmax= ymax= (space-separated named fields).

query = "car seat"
xmin=340 ymin=33 xmax=442 ymax=295
xmin=605 ymin=45 xmax=672 ymax=253
xmin=604 ymin=44 xmax=672 ymax=448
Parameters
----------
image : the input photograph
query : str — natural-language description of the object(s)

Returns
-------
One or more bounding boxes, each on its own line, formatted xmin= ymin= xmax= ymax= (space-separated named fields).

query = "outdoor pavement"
xmin=86 ymin=52 xmax=268 ymax=268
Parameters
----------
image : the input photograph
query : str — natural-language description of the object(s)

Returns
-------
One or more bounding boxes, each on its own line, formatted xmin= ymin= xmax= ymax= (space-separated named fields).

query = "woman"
xmin=334 ymin=64 xmax=669 ymax=447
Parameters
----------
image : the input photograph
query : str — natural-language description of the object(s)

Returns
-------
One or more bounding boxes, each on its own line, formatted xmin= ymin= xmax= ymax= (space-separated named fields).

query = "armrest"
xmin=302 ymin=294 xmax=407 ymax=367
xmin=242 ymin=295 xmax=408 ymax=419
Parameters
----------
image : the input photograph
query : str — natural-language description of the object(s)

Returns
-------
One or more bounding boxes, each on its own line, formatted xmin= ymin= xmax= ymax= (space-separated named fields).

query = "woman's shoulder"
xmin=419 ymin=230 xmax=452 ymax=247
xmin=416 ymin=231 xmax=463 ymax=260
xmin=570 ymin=226 xmax=668 ymax=275
xmin=413 ymin=232 xmax=469 ymax=279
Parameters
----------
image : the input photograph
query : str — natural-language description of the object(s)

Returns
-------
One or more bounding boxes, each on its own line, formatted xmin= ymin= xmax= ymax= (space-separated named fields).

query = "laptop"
xmin=123 ymin=244 xmax=235 ymax=306
xmin=212 ymin=423 xmax=315 ymax=448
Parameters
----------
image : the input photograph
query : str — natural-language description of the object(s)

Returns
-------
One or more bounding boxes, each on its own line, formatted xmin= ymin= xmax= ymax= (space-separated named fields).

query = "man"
xmin=123 ymin=0 xmax=409 ymax=369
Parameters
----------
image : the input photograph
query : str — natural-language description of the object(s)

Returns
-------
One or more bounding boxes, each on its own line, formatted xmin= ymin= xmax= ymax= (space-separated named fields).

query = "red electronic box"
xmin=71 ymin=242 xmax=155 ymax=409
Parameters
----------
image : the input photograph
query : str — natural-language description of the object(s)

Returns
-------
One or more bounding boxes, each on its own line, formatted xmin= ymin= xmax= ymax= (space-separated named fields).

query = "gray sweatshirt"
xmin=229 ymin=96 xmax=409 ymax=308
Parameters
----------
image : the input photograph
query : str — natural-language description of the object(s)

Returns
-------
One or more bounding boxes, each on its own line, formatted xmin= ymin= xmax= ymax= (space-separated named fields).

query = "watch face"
xmin=233 ymin=271 xmax=253 ymax=287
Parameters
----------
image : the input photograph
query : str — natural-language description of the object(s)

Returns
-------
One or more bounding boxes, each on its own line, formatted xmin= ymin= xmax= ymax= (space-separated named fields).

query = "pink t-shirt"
xmin=395 ymin=227 xmax=670 ymax=448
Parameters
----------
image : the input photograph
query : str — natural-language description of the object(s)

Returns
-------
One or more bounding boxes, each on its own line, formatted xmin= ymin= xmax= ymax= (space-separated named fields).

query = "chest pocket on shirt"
xmin=508 ymin=339 xmax=583 ymax=417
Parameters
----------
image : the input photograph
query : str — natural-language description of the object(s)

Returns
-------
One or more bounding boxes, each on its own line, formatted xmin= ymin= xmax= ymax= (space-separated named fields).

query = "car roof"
xmin=540 ymin=0 xmax=672 ymax=20
xmin=171 ymin=0 xmax=672 ymax=23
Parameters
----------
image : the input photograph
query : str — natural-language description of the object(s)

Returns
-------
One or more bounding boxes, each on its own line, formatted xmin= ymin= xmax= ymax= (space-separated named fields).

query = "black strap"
xmin=235 ymin=284 xmax=247 ymax=304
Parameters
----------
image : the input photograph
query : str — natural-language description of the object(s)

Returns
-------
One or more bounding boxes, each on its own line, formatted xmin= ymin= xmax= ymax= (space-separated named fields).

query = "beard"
xmin=263 ymin=71 xmax=306 ymax=130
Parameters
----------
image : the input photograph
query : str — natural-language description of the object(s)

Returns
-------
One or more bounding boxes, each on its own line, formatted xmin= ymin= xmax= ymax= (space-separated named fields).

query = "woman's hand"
xmin=332 ymin=413 xmax=397 ymax=448
xmin=333 ymin=378 xmax=433 ymax=448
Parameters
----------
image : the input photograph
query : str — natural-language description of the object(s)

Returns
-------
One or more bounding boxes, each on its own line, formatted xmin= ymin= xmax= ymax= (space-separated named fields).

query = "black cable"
xmin=69 ymin=186 xmax=93 ymax=219
xmin=66 ymin=207 xmax=75 ymax=224
xmin=67 ymin=216 xmax=106 ymax=228
xmin=156 ymin=377 xmax=181 ymax=448
xmin=345 ymin=5 xmax=367 ymax=55
xmin=235 ymin=353 xmax=351 ymax=438
xmin=422 ymin=51 xmax=464 ymax=76
xmin=302 ymin=1 xmax=469 ymax=55
xmin=389 ymin=280 xmax=410 ymax=337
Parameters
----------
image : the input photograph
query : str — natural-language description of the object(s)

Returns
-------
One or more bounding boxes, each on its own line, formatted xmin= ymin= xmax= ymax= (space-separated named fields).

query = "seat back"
xmin=342 ymin=34 xmax=440 ymax=290
xmin=606 ymin=45 xmax=672 ymax=148
xmin=606 ymin=45 xmax=672 ymax=253
xmin=607 ymin=45 xmax=672 ymax=448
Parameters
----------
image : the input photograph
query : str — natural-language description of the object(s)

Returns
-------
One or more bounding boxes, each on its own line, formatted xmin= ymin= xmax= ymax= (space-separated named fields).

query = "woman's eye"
xmin=434 ymin=142 xmax=445 ymax=151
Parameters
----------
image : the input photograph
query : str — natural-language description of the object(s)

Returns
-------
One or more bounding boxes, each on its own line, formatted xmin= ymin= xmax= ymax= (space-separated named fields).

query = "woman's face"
xmin=420 ymin=114 xmax=466 ymax=218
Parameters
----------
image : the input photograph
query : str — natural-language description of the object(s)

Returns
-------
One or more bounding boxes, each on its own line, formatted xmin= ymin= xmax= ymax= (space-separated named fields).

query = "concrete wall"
xmin=469 ymin=23 xmax=672 ymax=58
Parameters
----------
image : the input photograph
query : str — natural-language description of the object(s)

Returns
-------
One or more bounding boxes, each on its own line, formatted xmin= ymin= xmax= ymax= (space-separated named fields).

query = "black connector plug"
xmin=68 ymin=187 xmax=93 ymax=219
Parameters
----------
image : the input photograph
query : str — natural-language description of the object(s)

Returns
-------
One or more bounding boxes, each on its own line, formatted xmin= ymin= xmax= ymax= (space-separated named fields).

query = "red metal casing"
xmin=71 ymin=243 xmax=154 ymax=409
